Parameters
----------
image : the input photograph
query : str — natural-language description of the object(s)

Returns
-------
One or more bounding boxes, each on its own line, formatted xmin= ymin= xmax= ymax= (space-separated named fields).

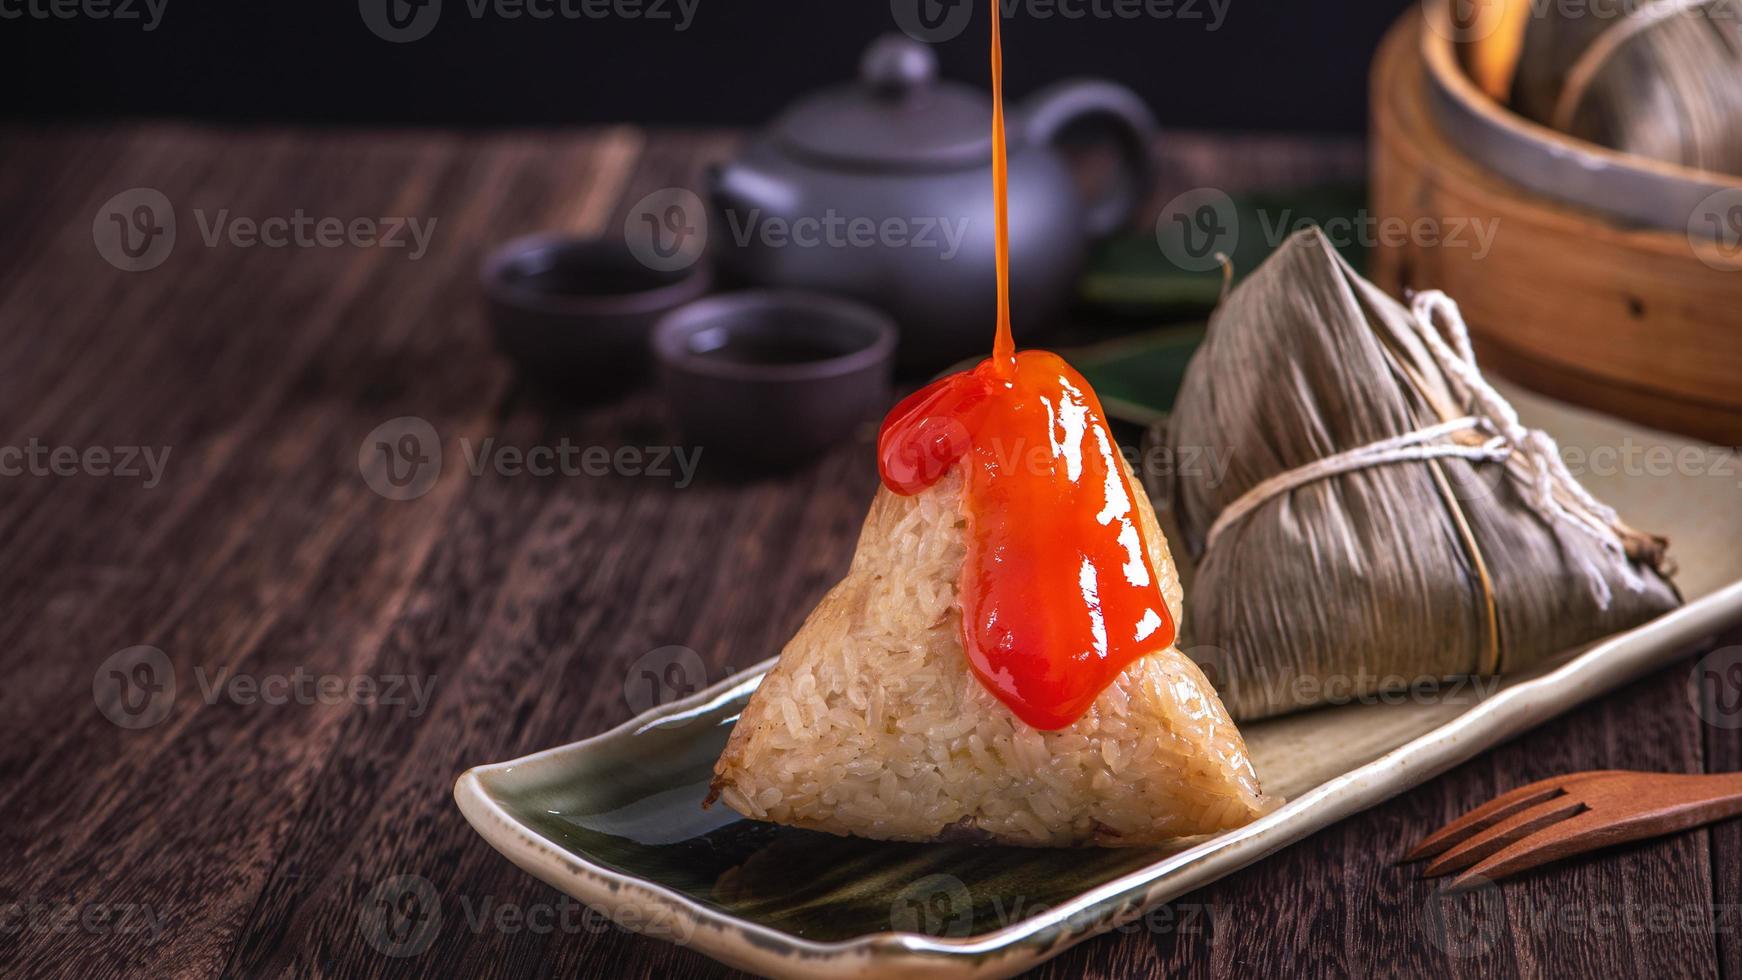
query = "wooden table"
xmin=2 ymin=124 xmax=1737 ymax=979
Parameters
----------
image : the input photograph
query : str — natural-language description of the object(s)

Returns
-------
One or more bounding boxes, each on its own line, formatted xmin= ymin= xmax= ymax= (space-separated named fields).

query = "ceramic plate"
xmin=456 ymin=384 xmax=1742 ymax=979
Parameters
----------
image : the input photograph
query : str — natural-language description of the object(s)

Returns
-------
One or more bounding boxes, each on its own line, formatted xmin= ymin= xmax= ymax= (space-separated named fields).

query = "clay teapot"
xmin=708 ymin=34 xmax=1155 ymax=373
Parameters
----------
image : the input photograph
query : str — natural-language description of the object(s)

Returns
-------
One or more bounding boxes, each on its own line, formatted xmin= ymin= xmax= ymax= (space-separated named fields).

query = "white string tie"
xmin=1203 ymin=290 xmax=1642 ymax=609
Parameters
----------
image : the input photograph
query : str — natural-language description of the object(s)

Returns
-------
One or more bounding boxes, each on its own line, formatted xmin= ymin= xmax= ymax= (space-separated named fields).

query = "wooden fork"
xmin=1404 ymin=770 xmax=1742 ymax=892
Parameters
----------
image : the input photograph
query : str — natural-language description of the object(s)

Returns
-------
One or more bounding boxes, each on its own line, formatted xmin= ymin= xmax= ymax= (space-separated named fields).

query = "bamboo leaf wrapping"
xmin=1156 ymin=230 xmax=1681 ymax=720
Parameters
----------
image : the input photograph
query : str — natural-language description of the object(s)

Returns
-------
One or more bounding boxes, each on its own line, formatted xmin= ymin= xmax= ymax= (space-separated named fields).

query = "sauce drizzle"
xmin=876 ymin=2 xmax=1175 ymax=731
xmin=989 ymin=2 xmax=1015 ymax=379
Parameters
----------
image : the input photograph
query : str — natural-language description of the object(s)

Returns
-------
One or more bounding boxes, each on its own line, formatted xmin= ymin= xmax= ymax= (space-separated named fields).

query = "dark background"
xmin=4 ymin=0 xmax=1415 ymax=132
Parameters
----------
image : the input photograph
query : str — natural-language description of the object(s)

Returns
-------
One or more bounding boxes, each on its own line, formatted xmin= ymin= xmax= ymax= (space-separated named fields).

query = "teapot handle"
xmin=1022 ymin=80 xmax=1156 ymax=240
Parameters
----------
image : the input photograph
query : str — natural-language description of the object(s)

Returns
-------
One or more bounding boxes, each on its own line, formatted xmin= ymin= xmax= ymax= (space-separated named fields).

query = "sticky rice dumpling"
xmin=710 ymin=455 xmax=1270 ymax=847
xmin=1505 ymin=0 xmax=1742 ymax=175
xmin=1158 ymin=229 xmax=1680 ymax=721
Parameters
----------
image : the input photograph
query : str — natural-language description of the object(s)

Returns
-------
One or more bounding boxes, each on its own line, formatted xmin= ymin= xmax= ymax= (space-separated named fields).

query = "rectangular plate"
xmin=455 ymin=383 xmax=1742 ymax=979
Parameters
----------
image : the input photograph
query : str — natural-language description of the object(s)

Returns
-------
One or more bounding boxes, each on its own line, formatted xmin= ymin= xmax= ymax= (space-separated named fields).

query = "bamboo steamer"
xmin=1370 ymin=5 xmax=1742 ymax=444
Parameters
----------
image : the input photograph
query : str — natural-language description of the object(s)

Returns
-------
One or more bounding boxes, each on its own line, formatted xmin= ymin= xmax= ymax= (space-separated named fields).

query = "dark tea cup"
xmin=653 ymin=291 xmax=898 ymax=471
xmin=482 ymin=234 xmax=711 ymax=400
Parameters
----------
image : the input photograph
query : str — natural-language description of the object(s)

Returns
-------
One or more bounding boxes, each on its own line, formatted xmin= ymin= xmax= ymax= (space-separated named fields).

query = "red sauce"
xmin=874 ymin=4 xmax=1175 ymax=731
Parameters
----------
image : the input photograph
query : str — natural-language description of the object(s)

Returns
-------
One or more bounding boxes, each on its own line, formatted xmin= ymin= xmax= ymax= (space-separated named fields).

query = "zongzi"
xmin=1159 ymin=228 xmax=1680 ymax=721
xmin=1508 ymin=0 xmax=1742 ymax=175
xmin=709 ymin=452 xmax=1271 ymax=846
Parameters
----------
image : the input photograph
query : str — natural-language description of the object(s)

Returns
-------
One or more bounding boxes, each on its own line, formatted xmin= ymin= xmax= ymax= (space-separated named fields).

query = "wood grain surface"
xmin=0 ymin=124 xmax=1736 ymax=980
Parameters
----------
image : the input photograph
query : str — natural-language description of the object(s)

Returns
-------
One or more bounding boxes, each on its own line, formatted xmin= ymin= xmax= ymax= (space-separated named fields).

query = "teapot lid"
xmin=772 ymin=35 xmax=998 ymax=170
